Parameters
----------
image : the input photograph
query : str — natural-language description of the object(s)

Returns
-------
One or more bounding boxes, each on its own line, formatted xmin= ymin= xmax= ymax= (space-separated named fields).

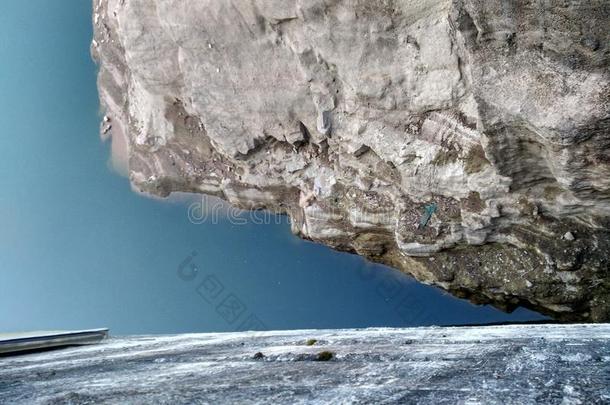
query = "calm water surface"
xmin=0 ymin=1 xmax=546 ymax=335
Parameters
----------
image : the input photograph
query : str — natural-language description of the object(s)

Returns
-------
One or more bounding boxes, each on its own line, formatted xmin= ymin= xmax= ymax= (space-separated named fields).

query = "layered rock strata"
xmin=92 ymin=0 xmax=610 ymax=321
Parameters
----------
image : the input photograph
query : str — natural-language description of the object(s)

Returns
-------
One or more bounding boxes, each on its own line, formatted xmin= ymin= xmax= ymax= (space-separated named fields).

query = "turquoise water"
xmin=0 ymin=2 xmax=546 ymax=335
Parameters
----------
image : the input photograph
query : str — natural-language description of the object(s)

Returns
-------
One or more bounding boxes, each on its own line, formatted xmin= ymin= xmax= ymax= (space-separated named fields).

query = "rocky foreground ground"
xmin=1 ymin=324 xmax=609 ymax=404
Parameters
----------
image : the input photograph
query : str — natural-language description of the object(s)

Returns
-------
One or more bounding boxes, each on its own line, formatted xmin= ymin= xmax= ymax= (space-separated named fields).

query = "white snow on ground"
xmin=1 ymin=324 xmax=609 ymax=404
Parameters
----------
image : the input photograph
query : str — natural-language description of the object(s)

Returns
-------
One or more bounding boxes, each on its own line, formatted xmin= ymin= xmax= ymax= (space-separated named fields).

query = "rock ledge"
xmin=93 ymin=0 xmax=610 ymax=321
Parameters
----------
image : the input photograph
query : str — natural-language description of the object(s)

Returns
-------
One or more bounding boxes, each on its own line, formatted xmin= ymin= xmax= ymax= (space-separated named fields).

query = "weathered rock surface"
xmin=2 ymin=325 xmax=609 ymax=404
xmin=92 ymin=0 xmax=610 ymax=321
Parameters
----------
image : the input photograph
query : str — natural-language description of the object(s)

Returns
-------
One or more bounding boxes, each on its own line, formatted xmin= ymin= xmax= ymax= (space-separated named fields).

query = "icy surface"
xmin=1 ymin=324 xmax=609 ymax=404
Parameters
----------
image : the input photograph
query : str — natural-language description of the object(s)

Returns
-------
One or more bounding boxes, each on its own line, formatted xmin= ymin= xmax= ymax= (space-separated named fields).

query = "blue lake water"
xmin=0 ymin=1 xmax=546 ymax=335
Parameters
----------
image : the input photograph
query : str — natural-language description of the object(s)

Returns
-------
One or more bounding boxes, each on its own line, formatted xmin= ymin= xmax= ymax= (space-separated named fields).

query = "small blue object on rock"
xmin=418 ymin=203 xmax=437 ymax=229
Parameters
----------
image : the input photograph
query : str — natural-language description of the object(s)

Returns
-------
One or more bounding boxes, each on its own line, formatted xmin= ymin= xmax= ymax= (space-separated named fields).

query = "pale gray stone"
xmin=1 ymin=324 xmax=609 ymax=404
xmin=92 ymin=0 xmax=610 ymax=321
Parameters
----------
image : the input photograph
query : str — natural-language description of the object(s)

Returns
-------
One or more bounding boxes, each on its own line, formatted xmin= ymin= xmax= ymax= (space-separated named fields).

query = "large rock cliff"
xmin=92 ymin=0 xmax=610 ymax=321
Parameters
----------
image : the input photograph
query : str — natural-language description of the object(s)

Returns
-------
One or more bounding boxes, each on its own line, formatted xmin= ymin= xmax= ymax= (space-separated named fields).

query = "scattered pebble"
xmin=532 ymin=205 xmax=539 ymax=217
xmin=563 ymin=232 xmax=575 ymax=241
xmin=316 ymin=351 xmax=334 ymax=361
xmin=581 ymin=37 xmax=600 ymax=51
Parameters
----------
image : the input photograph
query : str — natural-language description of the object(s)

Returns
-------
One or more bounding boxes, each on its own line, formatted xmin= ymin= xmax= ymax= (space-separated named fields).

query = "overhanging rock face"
xmin=2 ymin=325 xmax=609 ymax=403
xmin=92 ymin=0 xmax=610 ymax=321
